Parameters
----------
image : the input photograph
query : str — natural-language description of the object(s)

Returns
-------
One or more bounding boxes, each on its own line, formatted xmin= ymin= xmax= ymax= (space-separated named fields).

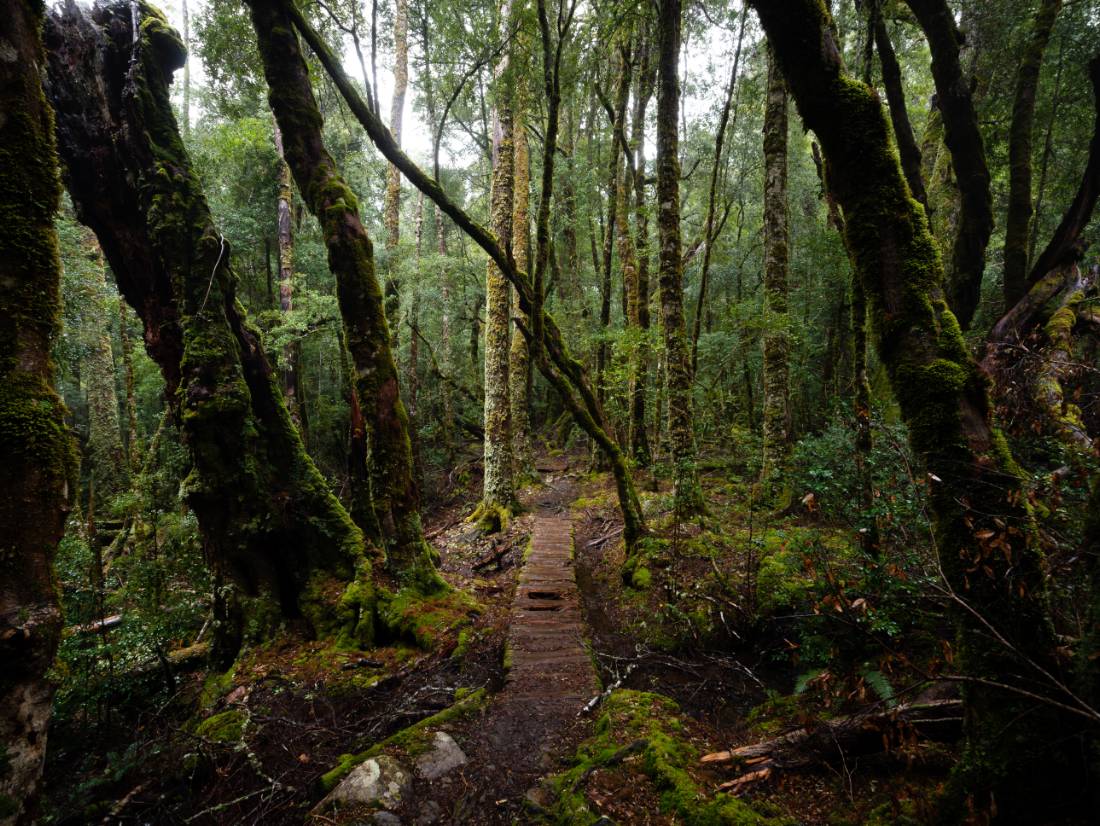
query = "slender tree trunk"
xmin=0 ymin=5 xmax=76 ymax=820
xmin=118 ymin=299 xmax=141 ymax=474
xmin=1003 ymin=0 xmax=1062 ymax=309
xmin=383 ymin=0 xmax=408 ymax=351
xmin=181 ymin=0 xmax=190 ymax=139
xmin=273 ymin=120 xmax=307 ymax=441
xmin=48 ymin=2 xmax=377 ymax=660
xmin=655 ymin=0 xmax=702 ymax=513
xmin=248 ymin=0 xmax=439 ymax=586
xmin=475 ymin=0 xmax=518 ymax=531
xmin=751 ymin=2 xmax=1071 ymax=818
xmin=761 ymin=49 xmax=790 ymax=484
xmin=691 ymin=5 xmax=746 ymax=376
xmin=630 ymin=36 xmax=656 ymax=467
xmin=510 ymin=87 xmax=535 ymax=480
xmin=904 ymin=0 xmax=993 ymax=330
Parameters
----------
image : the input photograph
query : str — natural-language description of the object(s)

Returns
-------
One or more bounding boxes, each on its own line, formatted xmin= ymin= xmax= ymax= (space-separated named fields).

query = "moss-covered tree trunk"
xmin=477 ymin=19 xmax=518 ymax=532
xmin=750 ymin=1 xmax=1075 ymax=819
xmin=655 ymin=0 xmax=702 ymax=514
xmin=46 ymin=1 xmax=376 ymax=659
xmin=1003 ymin=0 xmax=1062 ymax=309
xmin=273 ymin=120 xmax=307 ymax=442
xmin=383 ymin=0 xmax=408 ymax=352
xmin=761 ymin=48 xmax=791 ymax=486
xmin=247 ymin=1 xmax=439 ymax=587
xmin=904 ymin=0 xmax=993 ymax=330
xmin=509 ymin=87 xmax=535 ymax=481
xmin=629 ymin=33 xmax=656 ymax=467
xmin=0 ymin=4 xmax=76 ymax=820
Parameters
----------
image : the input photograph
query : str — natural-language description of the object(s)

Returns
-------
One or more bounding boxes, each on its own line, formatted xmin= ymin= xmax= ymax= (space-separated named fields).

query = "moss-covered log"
xmin=0 ymin=3 xmax=77 ymax=821
xmin=749 ymin=1 xmax=1081 ymax=819
xmin=246 ymin=1 xmax=439 ymax=587
xmin=45 ymin=1 xmax=375 ymax=657
xmin=904 ymin=0 xmax=993 ymax=330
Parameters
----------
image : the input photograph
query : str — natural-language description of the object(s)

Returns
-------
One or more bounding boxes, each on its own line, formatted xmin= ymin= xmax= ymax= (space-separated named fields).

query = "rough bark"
xmin=509 ymin=87 xmax=535 ymax=480
xmin=383 ymin=0 xmax=408 ymax=351
xmin=476 ymin=0 xmax=518 ymax=531
xmin=656 ymin=0 xmax=702 ymax=513
xmin=750 ymin=1 xmax=1073 ymax=819
xmin=1003 ymin=0 xmax=1062 ymax=310
xmin=761 ymin=48 xmax=790 ymax=484
xmin=247 ymin=0 xmax=438 ymax=586
xmin=273 ymin=120 xmax=306 ymax=441
xmin=905 ymin=0 xmax=994 ymax=330
xmin=288 ymin=0 xmax=646 ymax=551
xmin=629 ymin=32 xmax=656 ymax=467
xmin=46 ymin=1 xmax=376 ymax=657
xmin=0 ymin=4 xmax=76 ymax=820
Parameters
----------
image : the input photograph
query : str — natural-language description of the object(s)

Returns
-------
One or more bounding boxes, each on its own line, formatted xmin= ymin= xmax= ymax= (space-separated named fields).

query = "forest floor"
xmin=41 ymin=448 xmax=953 ymax=825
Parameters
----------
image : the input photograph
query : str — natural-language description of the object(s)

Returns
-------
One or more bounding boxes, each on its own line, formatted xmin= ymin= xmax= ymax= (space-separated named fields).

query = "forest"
xmin=2 ymin=0 xmax=1099 ymax=822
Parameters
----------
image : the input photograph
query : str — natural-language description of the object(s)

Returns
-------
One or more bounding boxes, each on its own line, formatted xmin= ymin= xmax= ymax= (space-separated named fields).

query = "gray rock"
xmin=322 ymin=755 xmax=411 ymax=810
xmin=415 ymin=731 xmax=468 ymax=781
xmin=372 ymin=813 xmax=403 ymax=826
xmin=412 ymin=799 xmax=442 ymax=824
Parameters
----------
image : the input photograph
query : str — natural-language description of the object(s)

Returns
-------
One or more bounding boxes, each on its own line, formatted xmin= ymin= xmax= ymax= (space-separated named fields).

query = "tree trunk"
xmin=118 ymin=299 xmax=141 ymax=474
xmin=656 ymin=0 xmax=702 ymax=514
xmin=273 ymin=120 xmax=307 ymax=442
xmin=904 ymin=0 xmax=994 ymax=330
xmin=510 ymin=86 xmax=535 ymax=480
xmin=629 ymin=34 xmax=656 ymax=467
xmin=761 ymin=48 xmax=790 ymax=485
xmin=0 ymin=4 xmax=76 ymax=821
xmin=181 ymin=0 xmax=190 ymax=139
xmin=46 ymin=2 xmax=376 ymax=658
xmin=751 ymin=2 xmax=1073 ymax=818
xmin=248 ymin=0 xmax=439 ymax=587
xmin=475 ymin=0 xmax=518 ymax=531
xmin=383 ymin=0 xmax=408 ymax=351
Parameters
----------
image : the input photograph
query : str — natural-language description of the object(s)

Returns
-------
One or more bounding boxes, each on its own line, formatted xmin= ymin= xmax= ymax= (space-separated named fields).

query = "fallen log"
xmin=701 ymin=699 xmax=962 ymax=792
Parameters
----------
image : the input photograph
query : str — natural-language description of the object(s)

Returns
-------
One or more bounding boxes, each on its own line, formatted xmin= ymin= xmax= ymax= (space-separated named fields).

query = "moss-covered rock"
xmin=194 ymin=709 xmax=245 ymax=743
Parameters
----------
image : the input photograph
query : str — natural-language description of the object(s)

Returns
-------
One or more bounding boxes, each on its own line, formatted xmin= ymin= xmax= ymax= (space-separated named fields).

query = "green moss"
xmin=199 ymin=667 xmax=235 ymax=708
xmin=378 ymin=586 xmax=480 ymax=650
xmin=546 ymin=690 xmax=787 ymax=825
xmin=195 ymin=709 xmax=245 ymax=743
xmin=630 ymin=565 xmax=652 ymax=590
xmin=319 ymin=688 xmax=488 ymax=791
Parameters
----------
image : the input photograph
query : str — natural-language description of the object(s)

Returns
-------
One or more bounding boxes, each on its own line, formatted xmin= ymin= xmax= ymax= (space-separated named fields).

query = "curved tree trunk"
xmin=273 ymin=120 xmax=307 ymax=443
xmin=248 ymin=0 xmax=439 ymax=587
xmin=750 ymin=1 xmax=1073 ymax=819
xmin=46 ymin=2 xmax=376 ymax=660
xmin=656 ymin=0 xmax=702 ymax=514
xmin=904 ymin=0 xmax=994 ymax=330
xmin=1004 ymin=0 xmax=1062 ymax=310
xmin=0 ymin=4 xmax=76 ymax=821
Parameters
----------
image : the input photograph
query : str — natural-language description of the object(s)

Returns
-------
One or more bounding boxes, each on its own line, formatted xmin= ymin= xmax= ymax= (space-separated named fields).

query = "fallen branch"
xmin=701 ymin=699 xmax=962 ymax=791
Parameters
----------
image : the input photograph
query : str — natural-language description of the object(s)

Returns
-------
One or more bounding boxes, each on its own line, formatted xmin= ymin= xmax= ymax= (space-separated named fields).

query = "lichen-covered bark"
xmin=629 ymin=34 xmax=656 ymax=467
xmin=477 ymin=22 xmax=518 ymax=531
xmin=761 ymin=48 xmax=790 ymax=484
xmin=656 ymin=0 xmax=702 ymax=514
xmin=247 ymin=1 xmax=438 ymax=587
xmin=0 ymin=3 xmax=77 ymax=820
xmin=383 ymin=0 xmax=408 ymax=351
xmin=904 ymin=0 xmax=993 ymax=330
xmin=46 ymin=1 xmax=375 ymax=657
xmin=1003 ymin=0 xmax=1062 ymax=310
xmin=750 ymin=1 xmax=1072 ymax=818
xmin=273 ymin=120 xmax=306 ymax=441
xmin=509 ymin=88 xmax=535 ymax=480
